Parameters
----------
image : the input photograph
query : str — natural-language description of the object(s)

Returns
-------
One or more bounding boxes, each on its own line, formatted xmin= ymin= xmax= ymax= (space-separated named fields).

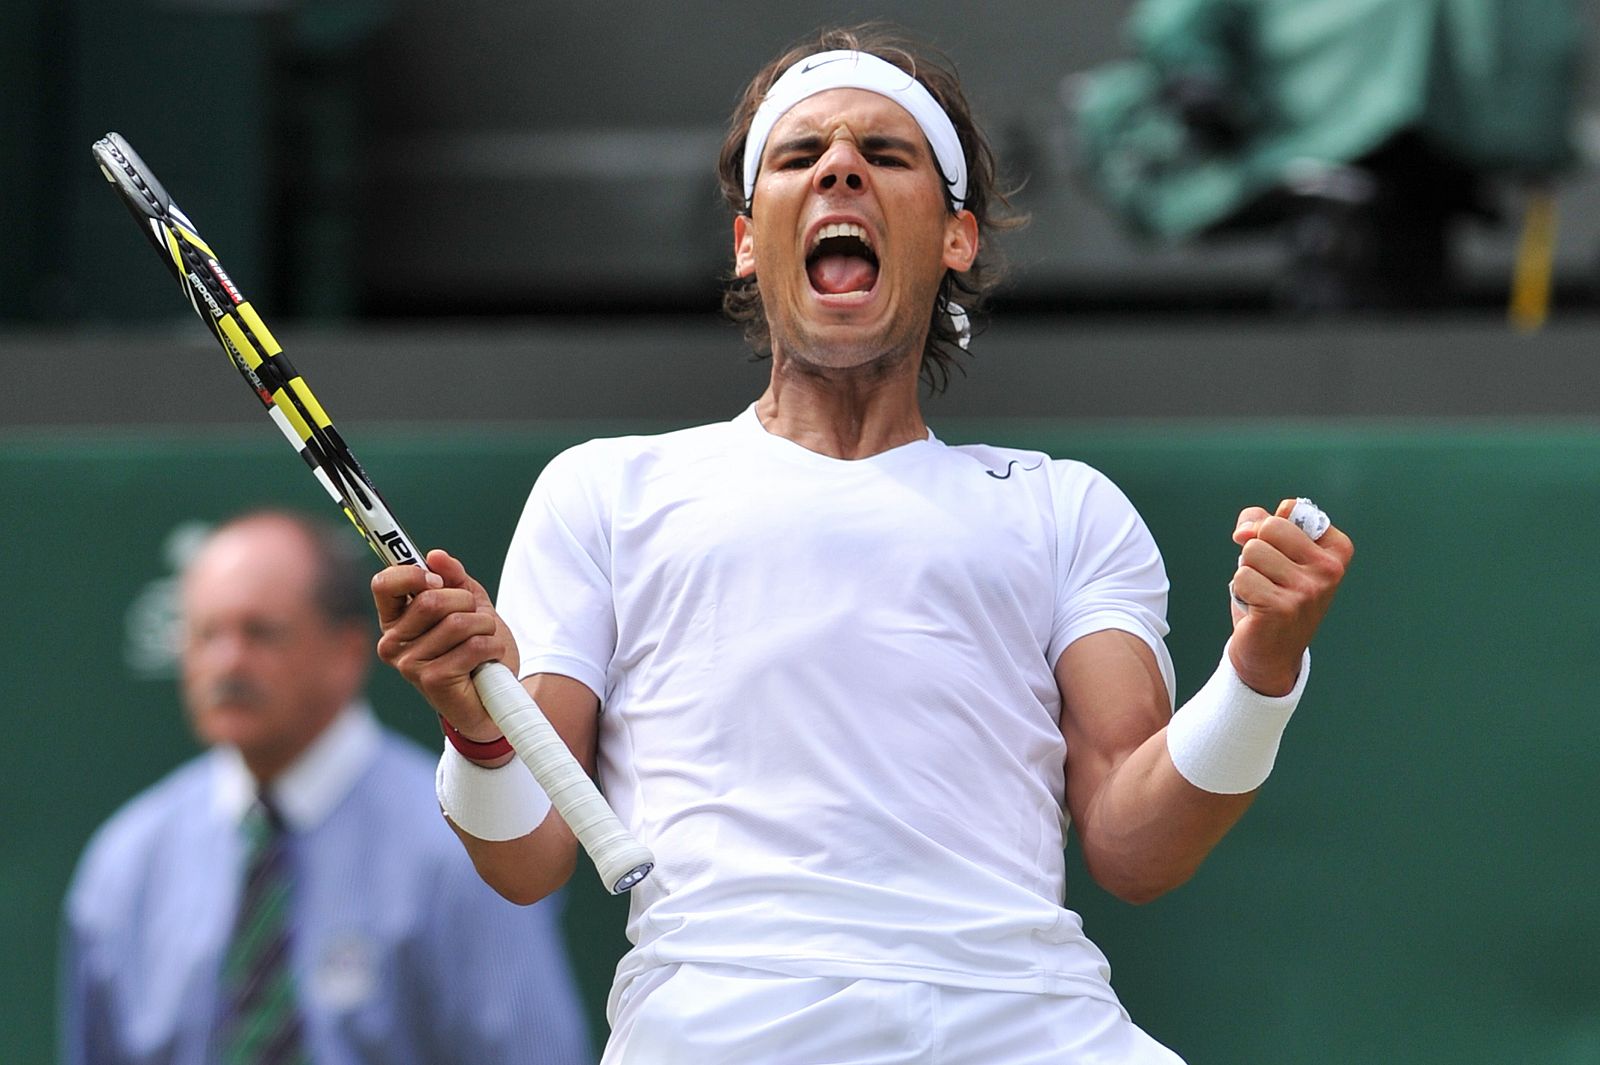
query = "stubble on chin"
xmin=777 ymin=343 xmax=907 ymax=383
xmin=770 ymin=315 xmax=927 ymax=384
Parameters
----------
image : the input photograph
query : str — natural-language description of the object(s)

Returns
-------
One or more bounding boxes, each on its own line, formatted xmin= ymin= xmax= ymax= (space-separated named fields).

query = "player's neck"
xmin=755 ymin=361 xmax=926 ymax=460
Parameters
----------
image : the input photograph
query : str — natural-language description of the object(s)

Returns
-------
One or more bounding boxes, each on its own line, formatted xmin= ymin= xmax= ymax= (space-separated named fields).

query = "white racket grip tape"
xmin=470 ymin=662 xmax=655 ymax=894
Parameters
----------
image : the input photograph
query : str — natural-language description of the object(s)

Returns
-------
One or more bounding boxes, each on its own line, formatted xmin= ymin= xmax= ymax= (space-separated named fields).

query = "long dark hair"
xmin=716 ymin=25 xmax=1024 ymax=392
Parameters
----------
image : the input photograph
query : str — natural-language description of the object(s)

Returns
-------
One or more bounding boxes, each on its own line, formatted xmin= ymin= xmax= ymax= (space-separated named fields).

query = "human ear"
xmin=734 ymin=214 xmax=758 ymax=278
xmin=942 ymin=209 xmax=979 ymax=272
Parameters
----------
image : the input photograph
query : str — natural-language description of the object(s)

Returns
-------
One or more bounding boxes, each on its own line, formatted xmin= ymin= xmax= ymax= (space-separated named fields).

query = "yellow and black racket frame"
xmin=91 ymin=131 xmax=421 ymax=570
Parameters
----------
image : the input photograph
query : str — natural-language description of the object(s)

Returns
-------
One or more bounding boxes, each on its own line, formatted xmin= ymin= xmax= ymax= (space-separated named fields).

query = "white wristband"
xmin=436 ymin=742 xmax=553 ymax=841
xmin=1166 ymin=646 xmax=1311 ymax=794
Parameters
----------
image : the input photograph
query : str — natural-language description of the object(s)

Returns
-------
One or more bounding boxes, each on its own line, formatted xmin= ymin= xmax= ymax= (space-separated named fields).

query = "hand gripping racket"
xmin=91 ymin=131 xmax=653 ymax=894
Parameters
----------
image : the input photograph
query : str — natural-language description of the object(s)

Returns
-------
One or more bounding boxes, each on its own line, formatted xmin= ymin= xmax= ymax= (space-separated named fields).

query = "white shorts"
xmin=602 ymin=962 xmax=1187 ymax=1065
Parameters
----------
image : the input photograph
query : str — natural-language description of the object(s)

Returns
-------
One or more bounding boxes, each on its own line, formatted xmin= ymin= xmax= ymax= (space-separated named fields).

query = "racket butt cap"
xmin=610 ymin=861 xmax=655 ymax=894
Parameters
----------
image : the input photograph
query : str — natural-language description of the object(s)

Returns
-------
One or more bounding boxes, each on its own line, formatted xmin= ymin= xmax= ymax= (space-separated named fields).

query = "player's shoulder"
xmin=539 ymin=416 xmax=744 ymax=488
xmin=941 ymin=441 xmax=1147 ymax=535
xmin=944 ymin=440 xmax=1119 ymax=493
xmin=565 ymin=417 xmax=737 ymax=462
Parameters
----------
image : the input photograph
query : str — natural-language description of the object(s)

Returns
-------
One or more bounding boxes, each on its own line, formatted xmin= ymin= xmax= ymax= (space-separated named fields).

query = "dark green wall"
xmin=4 ymin=0 xmax=269 ymax=323
xmin=4 ymin=420 xmax=1598 ymax=1062
xmin=0 ymin=0 xmax=48 ymax=319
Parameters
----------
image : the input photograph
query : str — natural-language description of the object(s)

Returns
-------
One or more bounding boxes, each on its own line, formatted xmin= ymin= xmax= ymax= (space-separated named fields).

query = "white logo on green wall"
xmin=123 ymin=521 xmax=213 ymax=679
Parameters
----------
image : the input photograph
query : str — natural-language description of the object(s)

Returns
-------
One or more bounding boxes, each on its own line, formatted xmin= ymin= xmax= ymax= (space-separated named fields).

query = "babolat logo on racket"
xmin=208 ymin=259 xmax=243 ymax=305
xmin=375 ymin=528 xmax=416 ymax=563
xmin=186 ymin=270 xmax=223 ymax=318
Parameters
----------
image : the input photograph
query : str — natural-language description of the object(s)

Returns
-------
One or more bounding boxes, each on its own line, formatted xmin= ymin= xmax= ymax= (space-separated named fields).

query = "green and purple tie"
xmin=220 ymin=793 xmax=309 ymax=1065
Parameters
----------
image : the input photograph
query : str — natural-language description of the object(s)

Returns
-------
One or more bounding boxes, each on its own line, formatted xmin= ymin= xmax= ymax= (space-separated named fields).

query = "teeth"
xmin=811 ymin=222 xmax=871 ymax=253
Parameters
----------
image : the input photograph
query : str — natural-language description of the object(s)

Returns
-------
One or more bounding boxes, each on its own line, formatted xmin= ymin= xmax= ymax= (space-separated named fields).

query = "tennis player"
xmin=373 ymin=26 xmax=1353 ymax=1063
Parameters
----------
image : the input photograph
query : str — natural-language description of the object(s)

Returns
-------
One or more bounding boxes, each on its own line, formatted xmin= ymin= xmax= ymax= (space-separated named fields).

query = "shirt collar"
xmin=212 ymin=702 xmax=383 ymax=831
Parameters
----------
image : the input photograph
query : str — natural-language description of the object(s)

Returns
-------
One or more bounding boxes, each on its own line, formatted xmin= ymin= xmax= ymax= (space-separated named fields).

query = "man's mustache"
xmin=198 ymin=676 xmax=267 ymax=709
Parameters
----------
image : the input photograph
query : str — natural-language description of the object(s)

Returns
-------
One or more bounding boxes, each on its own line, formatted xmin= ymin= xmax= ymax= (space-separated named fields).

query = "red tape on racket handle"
xmin=469 ymin=662 xmax=654 ymax=893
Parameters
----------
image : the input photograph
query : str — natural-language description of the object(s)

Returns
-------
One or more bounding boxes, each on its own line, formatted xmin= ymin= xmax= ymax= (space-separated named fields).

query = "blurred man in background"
xmin=61 ymin=509 xmax=593 ymax=1065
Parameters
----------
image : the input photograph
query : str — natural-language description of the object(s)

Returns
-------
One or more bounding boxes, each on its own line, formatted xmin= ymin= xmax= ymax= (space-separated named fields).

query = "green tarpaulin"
xmin=1075 ymin=0 xmax=1583 ymax=238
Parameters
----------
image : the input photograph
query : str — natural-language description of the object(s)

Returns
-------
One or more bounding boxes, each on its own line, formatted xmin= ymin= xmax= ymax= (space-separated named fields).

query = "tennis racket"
xmin=91 ymin=131 xmax=653 ymax=894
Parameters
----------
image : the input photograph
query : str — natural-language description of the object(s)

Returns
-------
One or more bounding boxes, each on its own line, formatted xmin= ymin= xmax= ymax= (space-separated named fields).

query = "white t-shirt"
xmin=497 ymin=406 xmax=1173 ymax=1011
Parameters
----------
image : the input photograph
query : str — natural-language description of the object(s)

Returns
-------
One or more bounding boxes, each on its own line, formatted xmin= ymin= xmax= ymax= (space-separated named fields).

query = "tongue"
xmin=808 ymin=254 xmax=877 ymax=294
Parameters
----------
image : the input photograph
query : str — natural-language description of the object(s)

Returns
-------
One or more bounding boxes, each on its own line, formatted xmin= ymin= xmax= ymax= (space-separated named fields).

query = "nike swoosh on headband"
xmin=800 ymin=56 xmax=851 ymax=74
xmin=742 ymin=50 xmax=968 ymax=212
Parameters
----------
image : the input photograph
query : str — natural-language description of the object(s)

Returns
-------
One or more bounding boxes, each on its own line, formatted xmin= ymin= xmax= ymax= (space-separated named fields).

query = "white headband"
xmin=741 ymin=50 xmax=968 ymax=211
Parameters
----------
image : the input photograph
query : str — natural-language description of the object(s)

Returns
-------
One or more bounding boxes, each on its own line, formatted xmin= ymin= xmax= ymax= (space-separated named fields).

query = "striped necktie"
xmin=220 ymin=791 xmax=309 ymax=1065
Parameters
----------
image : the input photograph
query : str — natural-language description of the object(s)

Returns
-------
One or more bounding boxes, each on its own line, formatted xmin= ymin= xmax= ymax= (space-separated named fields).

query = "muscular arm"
xmin=1059 ymin=499 xmax=1352 ymax=904
xmin=1056 ymin=630 xmax=1254 ymax=904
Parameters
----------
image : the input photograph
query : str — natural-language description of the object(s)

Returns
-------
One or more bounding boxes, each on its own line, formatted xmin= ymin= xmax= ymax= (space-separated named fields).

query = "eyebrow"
xmin=765 ymin=132 xmax=928 ymax=161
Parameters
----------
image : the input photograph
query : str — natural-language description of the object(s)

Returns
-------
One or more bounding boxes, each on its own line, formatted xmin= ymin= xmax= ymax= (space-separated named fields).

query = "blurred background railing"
xmin=7 ymin=0 xmax=1600 ymax=328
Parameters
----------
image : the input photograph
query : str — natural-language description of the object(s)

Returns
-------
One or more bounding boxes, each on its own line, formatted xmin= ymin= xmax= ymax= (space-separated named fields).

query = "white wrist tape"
xmin=436 ymin=742 xmax=553 ymax=841
xmin=1167 ymin=647 xmax=1311 ymax=794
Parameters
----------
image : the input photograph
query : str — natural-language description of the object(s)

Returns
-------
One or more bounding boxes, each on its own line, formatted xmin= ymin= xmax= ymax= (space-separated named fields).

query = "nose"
xmin=813 ymin=141 xmax=866 ymax=196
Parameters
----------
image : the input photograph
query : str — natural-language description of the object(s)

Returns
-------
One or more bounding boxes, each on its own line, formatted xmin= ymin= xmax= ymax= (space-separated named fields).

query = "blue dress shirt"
xmin=61 ymin=705 xmax=594 ymax=1065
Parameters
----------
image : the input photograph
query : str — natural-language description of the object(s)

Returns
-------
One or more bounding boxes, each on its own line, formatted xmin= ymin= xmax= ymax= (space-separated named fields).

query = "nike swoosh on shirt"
xmin=985 ymin=460 xmax=1044 ymax=480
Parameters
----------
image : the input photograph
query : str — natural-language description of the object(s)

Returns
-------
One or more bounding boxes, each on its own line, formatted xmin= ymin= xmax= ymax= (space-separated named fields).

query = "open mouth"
xmin=806 ymin=222 xmax=879 ymax=296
